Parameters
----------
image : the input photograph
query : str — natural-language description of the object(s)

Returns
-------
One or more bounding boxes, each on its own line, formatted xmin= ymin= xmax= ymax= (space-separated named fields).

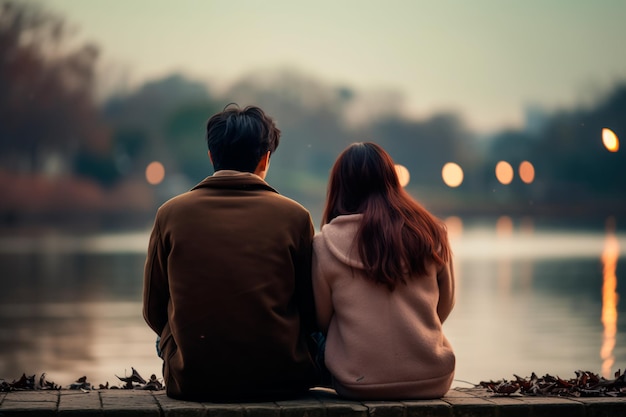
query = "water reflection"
xmin=497 ymin=217 xmax=534 ymax=295
xmin=1 ymin=223 xmax=626 ymax=386
xmin=601 ymin=218 xmax=620 ymax=377
xmin=520 ymin=216 xmax=535 ymax=235
xmin=445 ymin=217 xmax=626 ymax=385
xmin=0 ymin=250 xmax=161 ymax=385
xmin=495 ymin=215 xmax=514 ymax=238
xmin=444 ymin=216 xmax=463 ymax=239
xmin=0 ymin=301 xmax=160 ymax=384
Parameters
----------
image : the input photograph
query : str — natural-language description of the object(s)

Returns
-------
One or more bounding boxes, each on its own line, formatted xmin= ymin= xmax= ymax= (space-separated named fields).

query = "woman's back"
xmin=313 ymin=214 xmax=455 ymax=400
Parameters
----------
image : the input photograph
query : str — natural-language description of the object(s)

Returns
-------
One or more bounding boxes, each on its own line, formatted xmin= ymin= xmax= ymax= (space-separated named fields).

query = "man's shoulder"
xmin=154 ymin=189 xmax=197 ymax=218
xmin=266 ymin=190 xmax=310 ymax=213
xmin=159 ymin=189 xmax=193 ymax=207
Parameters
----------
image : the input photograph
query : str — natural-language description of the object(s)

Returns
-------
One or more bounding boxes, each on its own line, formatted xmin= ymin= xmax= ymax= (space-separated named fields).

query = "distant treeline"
xmin=1 ymin=0 xmax=624 ymax=227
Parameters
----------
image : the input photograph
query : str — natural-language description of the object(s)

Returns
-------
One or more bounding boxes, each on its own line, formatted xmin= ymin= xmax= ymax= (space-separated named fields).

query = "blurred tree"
xmin=103 ymin=74 xmax=217 ymax=186
xmin=530 ymin=83 xmax=626 ymax=205
xmin=73 ymin=151 xmax=119 ymax=187
xmin=103 ymin=74 xmax=211 ymax=133
xmin=0 ymin=0 xmax=109 ymax=176
xmin=164 ymin=101 xmax=221 ymax=182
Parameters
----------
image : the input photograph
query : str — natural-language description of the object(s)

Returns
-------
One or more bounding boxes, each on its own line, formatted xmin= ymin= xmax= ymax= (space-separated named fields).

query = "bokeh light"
xmin=495 ymin=161 xmax=514 ymax=185
xmin=441 ymin=162 xmax=464 ymax=188
xmin=602 ymin=128 xmax=620 ymax=152
xmin=395 ymin=164 xmax=410 ymax=187
xmin=519 ymin=161 xmax=535 ymax=184
xmin=145 ymin=161 xmax=165 ymax=185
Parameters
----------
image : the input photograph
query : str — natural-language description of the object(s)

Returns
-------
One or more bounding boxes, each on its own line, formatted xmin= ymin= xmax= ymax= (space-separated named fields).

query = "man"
xmin=143 ymin=105 xmax=318 ymax=401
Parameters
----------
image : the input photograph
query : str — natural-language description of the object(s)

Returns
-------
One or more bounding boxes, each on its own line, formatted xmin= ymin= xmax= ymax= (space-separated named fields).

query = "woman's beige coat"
xmin=312 ymin=214 xmax=455 ymax=400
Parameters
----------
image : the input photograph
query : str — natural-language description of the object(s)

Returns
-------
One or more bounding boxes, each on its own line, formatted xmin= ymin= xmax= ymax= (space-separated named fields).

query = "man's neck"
xmin=212 ymin=170 xmax=264 ymax=179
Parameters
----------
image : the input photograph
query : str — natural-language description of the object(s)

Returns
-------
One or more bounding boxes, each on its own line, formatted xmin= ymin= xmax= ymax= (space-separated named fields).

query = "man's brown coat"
xmin=143 ymin=172 xmax=317 ymax=401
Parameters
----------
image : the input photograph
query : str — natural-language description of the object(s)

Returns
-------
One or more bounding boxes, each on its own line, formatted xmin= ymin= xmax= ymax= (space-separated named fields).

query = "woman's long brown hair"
xmin=322 ymin=142 xmax=451 ymax=290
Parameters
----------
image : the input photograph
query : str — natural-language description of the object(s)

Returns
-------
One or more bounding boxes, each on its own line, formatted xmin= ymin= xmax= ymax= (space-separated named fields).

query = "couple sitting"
xmin=143 ymin=104 xmax=455 ymax=402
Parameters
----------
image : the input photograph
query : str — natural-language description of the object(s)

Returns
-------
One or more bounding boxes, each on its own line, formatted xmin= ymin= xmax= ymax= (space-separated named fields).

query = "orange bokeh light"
xmin=602 ymin=128 xmax=619 ymax=152
xmin=394 ymin=164 xmax=410 ymax=187
xmin=145 ymin=161 xmax=165 ymax=185
xmin=519 ymin=161 xmax=535 ymax=184
xmin=495 ymin=161 xmax=514 ymax=185
xmin=441 ymin=162 xmax=464 ymax=188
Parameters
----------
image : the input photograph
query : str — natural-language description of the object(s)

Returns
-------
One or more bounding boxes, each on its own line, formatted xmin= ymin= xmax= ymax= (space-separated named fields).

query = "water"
xmin=0 ymin=231 xmax=160 ymax=386
xmin=0 ymin=219 xmax=624 ymax=388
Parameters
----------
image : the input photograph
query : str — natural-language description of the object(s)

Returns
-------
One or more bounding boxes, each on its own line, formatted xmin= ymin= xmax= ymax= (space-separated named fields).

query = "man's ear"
xmin=254 ymin=151 xmax=271 ymax=179
xmin=208 ymin=151 xmax=213 ymax=164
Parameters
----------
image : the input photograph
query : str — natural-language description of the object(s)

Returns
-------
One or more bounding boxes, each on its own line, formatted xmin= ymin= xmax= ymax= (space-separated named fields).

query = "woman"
xmin=312 ymin=142 xmax=455 ymax=400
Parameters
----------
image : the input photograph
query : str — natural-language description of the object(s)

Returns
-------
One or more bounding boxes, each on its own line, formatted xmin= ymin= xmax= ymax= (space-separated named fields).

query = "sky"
xmin=41 ymin=0 xmax=626 ymax=133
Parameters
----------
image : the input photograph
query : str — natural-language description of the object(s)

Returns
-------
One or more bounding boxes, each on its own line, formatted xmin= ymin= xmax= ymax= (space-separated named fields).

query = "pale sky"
xmin=42 ymin=0 xmax=626 ymax=133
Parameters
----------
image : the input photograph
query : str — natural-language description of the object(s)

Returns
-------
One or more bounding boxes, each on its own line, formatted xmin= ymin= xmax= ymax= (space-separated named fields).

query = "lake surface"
xmin=0 ymin=217 xmax=624 ymax=388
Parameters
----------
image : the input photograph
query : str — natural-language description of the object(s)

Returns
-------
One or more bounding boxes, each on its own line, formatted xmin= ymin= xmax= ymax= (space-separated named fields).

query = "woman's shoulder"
xmin=315 ymin=214 xmax=361 ymax=243
xmin=323 ymin=213 xmax=361 ymax=230
xmin=313 ymin=214 xmax=365 ymax=269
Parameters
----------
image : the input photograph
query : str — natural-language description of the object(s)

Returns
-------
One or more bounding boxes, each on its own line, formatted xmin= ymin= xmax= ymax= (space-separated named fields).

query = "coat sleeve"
xmin=312 ymin=237 xmax=334 ymax=334
xmin=436 ymin=260 xmax=455 ymax=324
xmin=143 ymin=215 xmax=169 ymax=336
xmin=294 ymin=214 xmax=318 ymax=335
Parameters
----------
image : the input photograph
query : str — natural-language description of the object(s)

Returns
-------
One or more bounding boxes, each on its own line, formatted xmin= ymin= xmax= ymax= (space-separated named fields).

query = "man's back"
xmin=144 ymin=172 xmax=317 ymax=401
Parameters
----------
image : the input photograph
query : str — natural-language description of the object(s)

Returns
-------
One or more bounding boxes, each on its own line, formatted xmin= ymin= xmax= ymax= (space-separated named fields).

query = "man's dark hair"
xmin=206 ymin=104 xmax=281 ymax=172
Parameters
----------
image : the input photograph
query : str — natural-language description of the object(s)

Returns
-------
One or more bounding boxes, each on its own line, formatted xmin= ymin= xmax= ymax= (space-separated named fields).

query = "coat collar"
xmin=190 ymin=171 xmax=278 ymax=193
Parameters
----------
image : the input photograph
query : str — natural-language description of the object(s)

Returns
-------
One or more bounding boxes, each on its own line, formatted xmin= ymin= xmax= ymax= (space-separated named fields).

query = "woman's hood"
xmin=318 ymin=214 xmax=365 ymax=270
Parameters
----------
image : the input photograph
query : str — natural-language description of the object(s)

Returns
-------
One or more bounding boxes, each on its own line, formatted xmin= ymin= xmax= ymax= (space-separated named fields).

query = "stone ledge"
xmin=1 ymin=387 xmax=625 ymax=417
